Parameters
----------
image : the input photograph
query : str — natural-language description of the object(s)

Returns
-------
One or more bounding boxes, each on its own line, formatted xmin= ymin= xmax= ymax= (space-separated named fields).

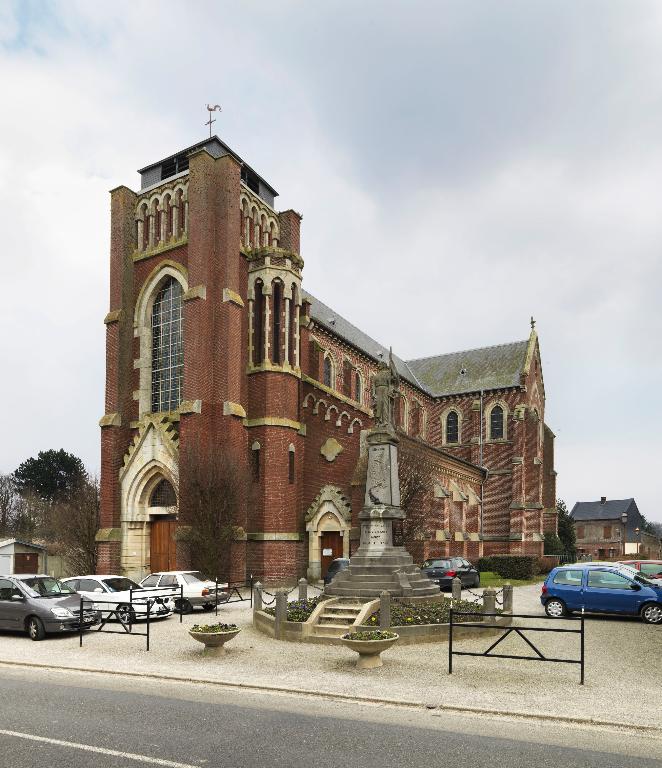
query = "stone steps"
xmin=309 ymin=597 xmax=367 ymax=638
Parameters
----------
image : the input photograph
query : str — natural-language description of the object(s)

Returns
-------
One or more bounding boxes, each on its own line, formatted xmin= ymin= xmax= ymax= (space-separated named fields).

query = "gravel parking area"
xmin=0 ymin=584 xmax=659 ymax=729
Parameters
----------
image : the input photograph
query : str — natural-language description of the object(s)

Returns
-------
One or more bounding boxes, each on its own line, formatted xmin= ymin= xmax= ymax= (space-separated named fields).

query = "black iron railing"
xmin=449 ymin=609 xmax=585 ymax=684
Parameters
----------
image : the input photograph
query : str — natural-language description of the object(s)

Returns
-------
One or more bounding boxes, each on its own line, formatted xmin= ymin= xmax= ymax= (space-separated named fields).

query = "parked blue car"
xmin=541 ymin=564 xmax=662 ymax=624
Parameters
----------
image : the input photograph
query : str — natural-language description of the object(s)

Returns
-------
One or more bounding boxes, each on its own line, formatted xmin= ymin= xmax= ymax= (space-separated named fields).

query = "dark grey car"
xmin=421 ymin=557 xmax=480 ymax=590
xmin=0 ymin=574 xmax=99 ymax=640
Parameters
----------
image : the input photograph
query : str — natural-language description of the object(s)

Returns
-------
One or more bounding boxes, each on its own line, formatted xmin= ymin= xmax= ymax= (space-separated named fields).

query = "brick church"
xmin=97 ymin=135 xmax=557 ymax=585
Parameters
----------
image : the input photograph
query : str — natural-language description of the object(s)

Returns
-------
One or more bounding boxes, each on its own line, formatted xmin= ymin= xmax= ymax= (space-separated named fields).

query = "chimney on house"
xmin=600 ymin=496 xmax=607 ymax=504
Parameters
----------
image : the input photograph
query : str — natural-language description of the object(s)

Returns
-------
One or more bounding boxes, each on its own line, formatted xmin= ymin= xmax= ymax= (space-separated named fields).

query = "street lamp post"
xmin=621 ymin=512 xmax=628 ymax=558
xmin=635 ymin=526 xmax=641 ymax=556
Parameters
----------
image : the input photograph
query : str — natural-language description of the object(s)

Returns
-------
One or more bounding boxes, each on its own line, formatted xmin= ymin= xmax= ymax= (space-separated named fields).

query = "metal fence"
xmin=77 ymin=584 xmax=183 ymax=651
xmin=449 ymin=608 xmax=585 ymax=684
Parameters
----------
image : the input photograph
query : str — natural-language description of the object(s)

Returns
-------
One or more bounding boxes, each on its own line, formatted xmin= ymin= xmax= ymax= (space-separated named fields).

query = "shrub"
xmin=536 ymin=557 xmax=557 ymax=574
xmin=544 ymin=532 xmax=564 ymax=556
xmin=477 ymin=555 xmax=538 ymax=580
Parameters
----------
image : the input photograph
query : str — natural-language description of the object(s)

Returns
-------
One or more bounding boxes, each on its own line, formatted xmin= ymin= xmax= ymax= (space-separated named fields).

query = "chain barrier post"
xmin=253 ymin=581 xmax=263 ymax=613
xmin=274 ymin=589 xmax=287 ymax=640
xmin=298 ymin=578 xmax=308 ymax=601
xmin=502 ymin=583 xmax=513 ymax=613
xmin=249 ymin=574 xmax=254 ymax=608
xmin=482 ymin=587 xmax=496 ymax=625
xmin=379 ymin=590 xmax=391 ymax=629
xmin=451 ymin=577 xmax=462 ymax=602
xmin=179 ymin=584 xmax=183 ymax=623
xmin=215 ymin=577 xmax=219 ymax=617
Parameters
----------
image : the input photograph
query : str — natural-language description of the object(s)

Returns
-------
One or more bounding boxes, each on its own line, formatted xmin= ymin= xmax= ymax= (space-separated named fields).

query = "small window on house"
xmin=576 ymin=525 xmax=585 ymax=539
xmin=150 ymin=479 xmax=176 ymax=507
xmin=490 ymin=405 xmax=504 ymax=440
xmin=603 ymin=525 xmax=612 ymax=538
xmin=446 ymin=411 xmax=459 ymax=444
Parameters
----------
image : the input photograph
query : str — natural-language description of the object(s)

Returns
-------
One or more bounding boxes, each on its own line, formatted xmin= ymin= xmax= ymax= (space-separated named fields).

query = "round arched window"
xmin=446 ymin=411 xmax=459 ymax=444
xmin=490 ymin=405 xmax=504 ymax=440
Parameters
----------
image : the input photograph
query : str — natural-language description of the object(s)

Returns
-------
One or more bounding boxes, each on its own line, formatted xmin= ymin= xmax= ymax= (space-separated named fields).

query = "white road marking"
xmin=0 ymin=729 xmax=201 ymax=767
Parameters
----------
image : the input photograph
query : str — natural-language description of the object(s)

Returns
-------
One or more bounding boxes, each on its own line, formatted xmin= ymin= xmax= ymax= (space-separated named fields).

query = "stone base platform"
xmin=324 ymin=545 xmax=439 ymax=598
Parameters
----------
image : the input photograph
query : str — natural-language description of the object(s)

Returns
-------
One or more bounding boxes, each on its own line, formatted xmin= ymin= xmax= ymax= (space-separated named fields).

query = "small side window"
xmin=141 ymin=575 xmax=159 ymax=587
xmin=0 ymin=578 xmax=15 ymax=601
xmin=159 ymin=575 xmax=178 ymax=587
xmin=587 ymin=570 xmax=633 ymax=589
xmin=79 ymin=579 xmax=102 ymax=592
xmin=552 ymin=569 xmax=583 ymax=586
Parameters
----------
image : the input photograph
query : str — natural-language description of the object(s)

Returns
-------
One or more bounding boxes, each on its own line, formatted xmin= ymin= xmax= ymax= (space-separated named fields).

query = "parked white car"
xmin=62 ymin=575 xmax=175 ymax=623
xmin=139 ymin=571 xmax=229 ymax=614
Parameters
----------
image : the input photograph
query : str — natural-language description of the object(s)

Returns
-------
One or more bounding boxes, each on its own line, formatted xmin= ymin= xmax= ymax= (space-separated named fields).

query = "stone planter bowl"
xmin=189 ymin=628 xmax=241 ymax=656
xmin=340 ymin=633 xmax=399 ymax=669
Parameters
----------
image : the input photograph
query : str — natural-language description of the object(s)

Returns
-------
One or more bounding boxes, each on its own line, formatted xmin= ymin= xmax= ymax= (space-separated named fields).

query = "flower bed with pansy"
xmin=366 ymin=598 xmax=499 ymax=626
xmin=263 ymin=596 xmax=325 ymax=623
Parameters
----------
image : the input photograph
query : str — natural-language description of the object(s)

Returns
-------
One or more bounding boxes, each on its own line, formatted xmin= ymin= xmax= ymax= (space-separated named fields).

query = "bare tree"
xmin=11 ymin=490 xmax=47 ymax=541
xmin=0 ymin=474 xmax=17 ymax=537
xmin=178 ymin=440 xmax=251 ymax=581
xmin=398 ymin=444 xmax=434 ymax=548
xmin=51 ymin=476 xmax=100 ymax=575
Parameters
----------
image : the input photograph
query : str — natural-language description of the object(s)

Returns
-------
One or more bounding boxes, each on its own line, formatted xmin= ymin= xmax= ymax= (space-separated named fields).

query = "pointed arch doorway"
xmin=305 ymin=485 xmax=352 ymax=581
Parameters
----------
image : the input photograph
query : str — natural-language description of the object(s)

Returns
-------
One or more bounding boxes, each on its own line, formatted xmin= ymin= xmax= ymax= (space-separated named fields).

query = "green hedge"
xmin=477 ymin=555 xmax=538 ymax=580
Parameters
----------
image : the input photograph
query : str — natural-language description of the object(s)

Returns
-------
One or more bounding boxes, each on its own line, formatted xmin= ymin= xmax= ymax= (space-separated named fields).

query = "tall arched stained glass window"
xmin=490 ymin=405 xmax=504 ymax=440
xmin=446 ymin=411 xmax=459 ymax=444
xmin=151 ymin=277 xmax=183 ymax=413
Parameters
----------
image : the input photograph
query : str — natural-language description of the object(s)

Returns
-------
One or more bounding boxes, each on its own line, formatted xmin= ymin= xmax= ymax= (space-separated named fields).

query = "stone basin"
xmin=189 ymin=628 xmax=241 ymax=656
xmin=340 ymin=633 xmax=399 ymax=669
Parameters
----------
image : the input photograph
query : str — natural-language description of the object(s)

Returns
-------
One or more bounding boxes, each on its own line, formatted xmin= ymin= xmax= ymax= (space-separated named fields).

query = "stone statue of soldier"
xmin=371 ymin=349 xmax=400 ymax=429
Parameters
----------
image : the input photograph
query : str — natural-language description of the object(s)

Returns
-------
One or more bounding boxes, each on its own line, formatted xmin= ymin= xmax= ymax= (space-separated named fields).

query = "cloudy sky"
xmin=1 ymin=1 xmax=660 ymax=521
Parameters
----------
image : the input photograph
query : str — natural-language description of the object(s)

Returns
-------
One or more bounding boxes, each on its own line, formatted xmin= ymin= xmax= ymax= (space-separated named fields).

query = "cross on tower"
xmin=205 ymin=104 xmax=221 ymax=137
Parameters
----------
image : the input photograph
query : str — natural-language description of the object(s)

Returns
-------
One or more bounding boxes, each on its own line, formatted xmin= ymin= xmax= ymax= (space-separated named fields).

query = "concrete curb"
xmin=2 ymin=658 xmax=661 ymax=736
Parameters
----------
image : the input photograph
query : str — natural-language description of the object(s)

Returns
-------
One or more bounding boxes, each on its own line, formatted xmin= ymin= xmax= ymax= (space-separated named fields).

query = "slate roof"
xmin=407 ymin=342 xmax=530 ymax=397
xmin=302 ymin=291 xmax=427 ymax=391
xmin=570 ymin=499 xmax=650 ymax=540
xmin=570 ymin=499 xmax=638 ymax=522
xmin=303 ymin=291 xmax=531 ymax=398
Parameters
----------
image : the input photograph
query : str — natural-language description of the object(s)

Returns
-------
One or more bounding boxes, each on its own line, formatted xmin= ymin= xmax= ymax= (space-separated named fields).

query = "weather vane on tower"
xmin=205 ymin=104 xmax=222 ymax=138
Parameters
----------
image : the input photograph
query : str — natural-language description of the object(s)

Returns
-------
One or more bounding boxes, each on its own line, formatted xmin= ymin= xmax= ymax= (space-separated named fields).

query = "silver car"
xmin=0 ymin=574 xmax=99 ymax=640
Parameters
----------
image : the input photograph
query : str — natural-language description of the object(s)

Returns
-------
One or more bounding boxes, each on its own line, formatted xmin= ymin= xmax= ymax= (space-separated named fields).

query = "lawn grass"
xmin=478 ymin=571 xmax=544 ymax=588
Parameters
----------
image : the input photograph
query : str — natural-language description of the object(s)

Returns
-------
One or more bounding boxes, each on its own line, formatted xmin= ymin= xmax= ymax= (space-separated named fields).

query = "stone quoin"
xmin=97 ymin=135 xmax=557 ymax=585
